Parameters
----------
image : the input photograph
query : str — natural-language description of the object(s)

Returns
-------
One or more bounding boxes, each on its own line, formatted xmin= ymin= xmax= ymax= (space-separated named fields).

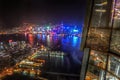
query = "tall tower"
xmin=80 ymin=0 xmax=120 ymax=80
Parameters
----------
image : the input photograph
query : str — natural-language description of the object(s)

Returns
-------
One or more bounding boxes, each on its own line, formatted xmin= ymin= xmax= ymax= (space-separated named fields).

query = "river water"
xmin=0 ymin=33 xmax=83 ymax=75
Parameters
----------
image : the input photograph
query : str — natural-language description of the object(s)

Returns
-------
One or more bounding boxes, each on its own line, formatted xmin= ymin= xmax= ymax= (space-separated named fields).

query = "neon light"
xmin=73 ymin=29 xmax=79 ymax=32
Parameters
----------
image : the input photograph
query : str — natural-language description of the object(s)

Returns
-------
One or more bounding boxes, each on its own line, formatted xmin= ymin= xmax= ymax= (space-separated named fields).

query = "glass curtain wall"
xmin=81 ymin=0 xmax=120 ymax=80
xmin=86 ymin=0 xmax=111 ymax=52
xmin=85 ymin=50 xmax=120 ymax=80
xmin=110 ymin=0 xmax=120 ymax=55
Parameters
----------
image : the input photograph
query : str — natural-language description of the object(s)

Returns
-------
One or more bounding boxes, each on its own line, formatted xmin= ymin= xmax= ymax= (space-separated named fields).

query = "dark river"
xmin=0 ymin=34 xmax=83 ymax=78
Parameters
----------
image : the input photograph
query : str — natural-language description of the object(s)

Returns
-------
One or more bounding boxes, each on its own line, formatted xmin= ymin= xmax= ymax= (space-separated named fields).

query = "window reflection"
xmin=110 ymin=0 xmax=120 ymax=54
xmin=108 ymin=55 xmax=120 ymax=78
xmin=85 ymin=50 xmax=120 ymax=79
xmin=89 ymin=50 xmax=107 ymax=69
xmin=106 ymin=73 xmax=119 ymax=80
xmin=86 ymin=0 xmax=111 ymax=51
xmin=91 ymin=0 xmax=108 ymax=27
xmin=84 ymin=0 xmax=120 ymax=79
xmin=86 ymin=28 xmax=110 ymax=51
xmin=85 ymin=65 xmax=105 ymax=80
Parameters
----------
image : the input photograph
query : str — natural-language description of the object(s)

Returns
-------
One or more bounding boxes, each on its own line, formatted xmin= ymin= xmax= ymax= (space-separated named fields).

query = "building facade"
xmin=80 ymin=0 xmax=120 ymax=80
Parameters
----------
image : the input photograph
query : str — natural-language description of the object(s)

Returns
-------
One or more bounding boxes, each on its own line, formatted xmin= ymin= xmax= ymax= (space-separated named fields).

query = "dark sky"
xmin=0 ymin=0 xmax=86 ymax=29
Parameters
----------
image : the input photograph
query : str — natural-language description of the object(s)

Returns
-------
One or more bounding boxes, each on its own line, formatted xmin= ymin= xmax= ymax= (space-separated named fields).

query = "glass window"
xmin=85 ymin=65 xmax=105 ymax=80
xmin=108 ymin=55 xmax=120 ymax=78
xmin=106 ymin=72 xmax=119 ymax=80
xmin=86 ymin=28 xmax=110 ymax=51
xmin=89 ymin=50 xmax=107 ymax=69
xmin=110 ymin=0 xmax=120 ymax=55
xmin=91 ymin=0 xmax=108 ymax=28
xmin=86 ymin=0 xmax=111 ymax=51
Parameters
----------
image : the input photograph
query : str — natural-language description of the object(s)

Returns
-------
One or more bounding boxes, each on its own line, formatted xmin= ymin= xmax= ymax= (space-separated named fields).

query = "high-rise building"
xmin=80 ymin=0 xmax=120 ymax=80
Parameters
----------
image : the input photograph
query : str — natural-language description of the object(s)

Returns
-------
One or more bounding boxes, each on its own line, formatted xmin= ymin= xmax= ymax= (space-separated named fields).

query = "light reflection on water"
xmin=72 ymin=36 xmax=78 ymax=47
xmin=26 ymin=34 xmax=83 ymax=74
xmin=28 ymin=34 xmax=34 ymax=46
xmin=0 ymin=34 xmax=83 ymax=74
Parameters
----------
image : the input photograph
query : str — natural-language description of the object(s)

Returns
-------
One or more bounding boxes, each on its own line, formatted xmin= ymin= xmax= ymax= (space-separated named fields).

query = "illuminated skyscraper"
xmin=80 ymin=0 xmax=120 ymax=80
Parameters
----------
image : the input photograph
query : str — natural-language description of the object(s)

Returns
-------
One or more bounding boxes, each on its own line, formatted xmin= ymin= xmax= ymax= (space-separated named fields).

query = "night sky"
xmin=0 ymin=0 xmax=86 ymax=29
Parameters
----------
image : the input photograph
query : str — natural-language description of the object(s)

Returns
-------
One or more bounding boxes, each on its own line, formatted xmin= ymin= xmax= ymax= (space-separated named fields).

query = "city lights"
xmin=0 ymin=23 xmax=82 ymax=37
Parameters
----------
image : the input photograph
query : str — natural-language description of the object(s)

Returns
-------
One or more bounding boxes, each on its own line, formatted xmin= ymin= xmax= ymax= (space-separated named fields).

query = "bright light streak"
xmin=95 ymin=9 xmax=106 ymax=12
xmin=95 ymin=1 xmax=107 ymax=6
xmin=73 ymin=29 xmax=79 ymax=32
